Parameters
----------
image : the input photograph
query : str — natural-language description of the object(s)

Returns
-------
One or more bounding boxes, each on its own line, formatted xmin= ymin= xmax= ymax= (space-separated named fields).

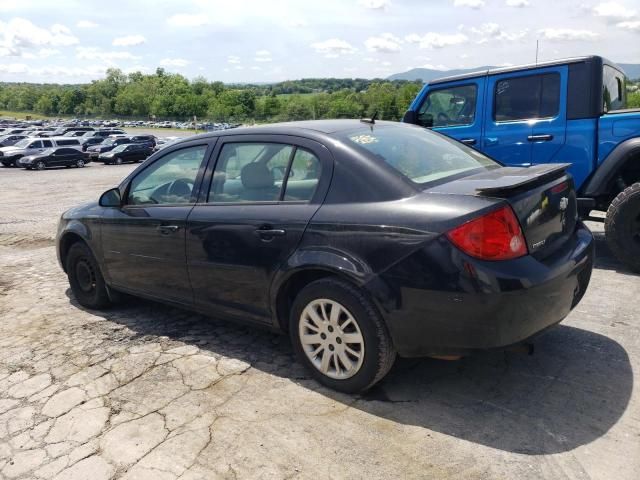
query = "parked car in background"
xmin=17 ymin=147 xmax=88 ymax=170
xmin=0 ymin=134 xmax=28 ymax=147
xmin=0 ymin=137 xmax=81 ymax=167
xmin=81 ymin=137 xmax=105 ymax=151
xmin=99 ymin=143 xmax=154 ymax=164
xmin=129 ymin=135 xmax=157 ymax=147
xmin=86 ymin=137 xmax=134 ymax=159
xmin=57 ymin=120 xmax=594 ymax=393
xmin=403 ymin=55 xmax=640 ymax=271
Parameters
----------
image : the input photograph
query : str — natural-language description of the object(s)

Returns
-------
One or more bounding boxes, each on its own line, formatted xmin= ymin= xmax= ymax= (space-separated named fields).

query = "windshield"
xmin=111 ymin=144 xmax=127 ymax=153
xmin=338 ymin=125 xmax=499 ymax=184
xmin=14 ymin=139 xmax=32 ymax=148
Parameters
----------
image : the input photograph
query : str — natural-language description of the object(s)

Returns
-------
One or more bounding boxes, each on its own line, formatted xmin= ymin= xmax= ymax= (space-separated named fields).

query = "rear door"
xmin=415 ymin=79 xmax=485 ymax=148
xmin=186 ymin=134 xmax=332 ymax=323
xmin=483 ymin=67 xmax=567 ymax=167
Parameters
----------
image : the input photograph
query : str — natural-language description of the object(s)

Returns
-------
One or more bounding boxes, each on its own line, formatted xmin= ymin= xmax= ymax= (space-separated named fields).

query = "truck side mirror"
xmin=99 ymin=188 xmax=122 ymax=207
xmin=402 ymin=110 xmax=418 ymax=124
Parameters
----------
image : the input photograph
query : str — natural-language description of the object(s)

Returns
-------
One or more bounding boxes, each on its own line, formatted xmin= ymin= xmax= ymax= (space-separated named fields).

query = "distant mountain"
xmin=389 ymin=62 xmax=640 ymax=82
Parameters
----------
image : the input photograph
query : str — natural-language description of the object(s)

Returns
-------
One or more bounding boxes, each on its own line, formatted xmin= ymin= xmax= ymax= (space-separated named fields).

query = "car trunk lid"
xmin=426 ymin=164 xmax=578 ymax=259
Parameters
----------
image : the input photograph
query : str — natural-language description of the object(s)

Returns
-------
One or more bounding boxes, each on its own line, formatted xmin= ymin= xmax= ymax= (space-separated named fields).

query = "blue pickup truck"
xmin=403 ymin=55 xmax=640 ymax=271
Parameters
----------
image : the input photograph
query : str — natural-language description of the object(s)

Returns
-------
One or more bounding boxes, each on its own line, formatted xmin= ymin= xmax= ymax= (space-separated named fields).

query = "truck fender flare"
xmin=582 ymin=137 xmax=640 ymax=197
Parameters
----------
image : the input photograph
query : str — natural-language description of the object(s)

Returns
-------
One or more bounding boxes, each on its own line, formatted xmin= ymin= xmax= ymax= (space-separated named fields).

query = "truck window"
xmin=494 ymin=73 xmax=560 ymax=122
xmin=603 ymin=65 xmax=627 ymax=111
xmin=418 ymin=84 xmax=477 ymax=128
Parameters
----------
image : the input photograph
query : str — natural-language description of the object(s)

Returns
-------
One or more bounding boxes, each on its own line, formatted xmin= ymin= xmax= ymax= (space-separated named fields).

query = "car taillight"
xmin=446 ymin=205 xmax=528 ymax=261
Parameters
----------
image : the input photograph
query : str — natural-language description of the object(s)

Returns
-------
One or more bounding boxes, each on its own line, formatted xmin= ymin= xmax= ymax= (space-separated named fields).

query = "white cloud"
xmin=227 ymin=55 xmax=241 ymax=64
xmin=250 ymin=66 xmax=261 ymax=70
xmin=505 ymin=0 xmax=529 ymax=6
xmin=365 ymin=33 xmax=402 ymax=53
xmin=617 ymin=20 xmax=640 ymax=31
xmin=453 ymin=0 xmax=485 ymax=8
xmin=0 ymin=62 xmax=107 ymax=78
xmin=167 ymin=14 xmax=209 ymax=27
xmin=470 ymin=23 xmax=528 ymax=43
xmin=76 ymin=47 xmax=141 ymax=63
xmin=0 ymin=18 xmax=78 ymax=57
xmin=112 ymin=35 xmax=146 ymax=47
xmin=358 ymin=0 xmax=391 ymax=9
xmin=310 ymin=38 xmax=357 ymax=57
xmin=421 ymin=63 xmax=449 ymax=70
xmin=592 ymin=2 xmax=636 ymax=21
xmin=254 ymin=50 xmax=272 ymax=62
xmin=159 ymin=57 xmax=189 ymax=67
xmin=76 ymin=20 xmax=98 ymax=29
xmin=405 ymin=32 xmax=468 ymax=49
xmin=22 ymin=48 xmax=61 ymax=59
xmin=539 ymin=28 xmax=599 ymax=40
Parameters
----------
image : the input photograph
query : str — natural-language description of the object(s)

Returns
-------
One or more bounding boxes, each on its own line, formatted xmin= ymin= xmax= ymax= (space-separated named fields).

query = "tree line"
xmin=0 ymin=68 xmax=423 ymax=123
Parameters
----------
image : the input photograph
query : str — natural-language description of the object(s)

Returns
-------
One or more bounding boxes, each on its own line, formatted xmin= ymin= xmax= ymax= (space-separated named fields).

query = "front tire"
xmin=290 ymin=278 xmax=396 ymax=393
xmin=35 ymin=161 xmax=45 ymax=170
xmin=115 ymin=157 xmax=123 ymax=165
xmin=66 ymin=242 xmax=112 ymax=309
xmin=605 ymin=182 xmax=640 ymax=272
xmin=76 ymin=159 xmax=85 ymax=168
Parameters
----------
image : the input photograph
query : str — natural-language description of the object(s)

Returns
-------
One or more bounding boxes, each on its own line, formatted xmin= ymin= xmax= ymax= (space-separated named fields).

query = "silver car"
xmin=0 ymin=137 xmax=82 ymax=167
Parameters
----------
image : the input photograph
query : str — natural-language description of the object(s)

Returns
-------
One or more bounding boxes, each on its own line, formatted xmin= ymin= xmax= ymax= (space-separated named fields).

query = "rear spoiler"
xmin=474 ymin=163 xmax=571 ymax=196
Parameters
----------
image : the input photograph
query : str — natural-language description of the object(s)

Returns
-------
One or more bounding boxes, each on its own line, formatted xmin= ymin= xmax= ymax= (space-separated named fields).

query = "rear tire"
xmin=605 ymin=182 xmax=640 ymax=272
xmin=289 ymin=278 xmax=396 ymax=393
xmin=76 ymin=159 xmax=85 ymax=168
xmin=66 ymin=242 xmax=112 ymax=309
xmin=115 ymin=157 xmax=123 ymax=165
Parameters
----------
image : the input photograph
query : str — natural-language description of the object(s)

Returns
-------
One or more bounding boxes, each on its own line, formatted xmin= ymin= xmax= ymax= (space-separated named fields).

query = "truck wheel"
xmin=289 ymin=278 xmax=396 ymax=393
xmin=605 ymin=182 xmax=640 ymax=272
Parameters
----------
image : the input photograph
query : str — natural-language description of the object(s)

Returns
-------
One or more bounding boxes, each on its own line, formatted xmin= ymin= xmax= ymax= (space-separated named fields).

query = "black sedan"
xmin=56 ymin=120 xmax=594 ymax=393
xmin=99 ymin=143 xmax=153 ymax=164
xmin=18 ymin=147 xmax=88 ymax=170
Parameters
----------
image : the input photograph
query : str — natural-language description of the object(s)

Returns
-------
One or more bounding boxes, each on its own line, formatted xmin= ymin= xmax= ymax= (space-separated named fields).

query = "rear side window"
xmin=283 ymin=149 xmax=321 ymax=201
xmin=56 ymin=139 xmax=79 ymax=146
xmin=208 ymin=143 xmax=293 ymax=203
xmin=494 ymin=73 xmax=560 ymax=121
xmin=603 ymin=65 xmax=627 ymax=111
xmin=42 ymin=140 xmax=53 ymax=148
xmin=419 ymin=84 xmax=477 ymax=128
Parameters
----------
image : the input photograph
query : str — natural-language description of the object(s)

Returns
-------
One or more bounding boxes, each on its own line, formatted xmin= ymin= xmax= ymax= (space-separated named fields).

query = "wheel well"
xmin=275 ymin=269 xmax=339 ymax=332
xmin=594 ymin=152 xmax=640 ymax=210
xmin=59 ymin=232 xmax=85 ymax=272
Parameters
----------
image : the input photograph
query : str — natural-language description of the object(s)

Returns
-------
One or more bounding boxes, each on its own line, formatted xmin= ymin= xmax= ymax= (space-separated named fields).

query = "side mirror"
xmin=402 ymin=110 xmax=418 ymax=125
xmin=99 ymin=187 xmax=122 ymax=207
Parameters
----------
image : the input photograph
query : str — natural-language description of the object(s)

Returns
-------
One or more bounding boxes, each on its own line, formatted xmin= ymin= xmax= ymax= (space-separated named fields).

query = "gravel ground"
xmin=0 ymin=164 xmax=639 ymax=479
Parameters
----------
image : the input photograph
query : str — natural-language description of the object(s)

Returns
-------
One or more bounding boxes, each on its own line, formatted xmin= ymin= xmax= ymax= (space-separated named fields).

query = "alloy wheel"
xmin=36 ymin=161 xmax=45 ymax=170
xmin=298 ymin=299 xmax=365 ymax=380
xmin=76 ymin=159 xmax=85 ymax=168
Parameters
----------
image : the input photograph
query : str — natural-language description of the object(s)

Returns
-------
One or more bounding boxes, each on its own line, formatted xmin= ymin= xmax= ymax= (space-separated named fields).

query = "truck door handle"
xmin=460 ymin=138 xmax=477 ymax=146
xmin=527 ymin=134 xmax=554 ymax=142
xmin=484 ymin=137 xmax=499 ymax=146
xmin=156 ymin=225 xmax=180 ymax=234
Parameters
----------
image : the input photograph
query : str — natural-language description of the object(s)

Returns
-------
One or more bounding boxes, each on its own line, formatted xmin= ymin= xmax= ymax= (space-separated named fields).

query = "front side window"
xmin=42 ymin=140 xmax=53 ymax=148
xmin=339 ymin=125 xmax=498 ymax=185
xmin=29 ymin=141 xmax=43 ymax=149
xmin=208 ymin=143 xmax=293 ymax=203
xmin=494 ymin=73 xmax=560 ymax=121
xmin=603 ymin=65 xmax=627 ymax=111
xmin=127 ymin=145 xmax=207 ymax=205
xmin=419 ymin=84 xmax=477 ymax=128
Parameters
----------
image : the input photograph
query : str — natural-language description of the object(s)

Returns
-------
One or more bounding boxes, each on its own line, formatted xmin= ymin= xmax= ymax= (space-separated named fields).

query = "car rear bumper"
xmin=377 ymin=221 xmax=594 ymax=357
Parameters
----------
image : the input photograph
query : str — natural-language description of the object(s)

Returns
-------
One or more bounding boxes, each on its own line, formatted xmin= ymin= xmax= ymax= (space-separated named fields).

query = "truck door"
xmin=483 ymin=67 xmax=567 ymax=167
xmin=413 ymin=79 xmax=484 ymax=148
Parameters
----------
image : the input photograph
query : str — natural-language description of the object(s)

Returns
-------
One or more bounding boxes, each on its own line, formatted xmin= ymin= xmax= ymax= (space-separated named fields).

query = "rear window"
xmin=338 ymin=125 xmax=498 ymax=185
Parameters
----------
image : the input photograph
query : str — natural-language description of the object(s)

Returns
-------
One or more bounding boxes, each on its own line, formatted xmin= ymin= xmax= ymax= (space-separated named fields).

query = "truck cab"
xmin=403 ymin=55 xmax=640 ymax=271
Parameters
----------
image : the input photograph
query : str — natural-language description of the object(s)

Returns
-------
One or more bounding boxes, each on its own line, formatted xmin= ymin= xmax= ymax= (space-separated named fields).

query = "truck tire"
xmin=605 ymin=182 xmax=640 ymax=272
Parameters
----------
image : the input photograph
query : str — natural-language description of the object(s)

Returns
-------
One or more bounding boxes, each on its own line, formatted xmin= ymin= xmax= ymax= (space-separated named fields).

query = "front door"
xmin=101 ymin=142 xmax=212 ymax=303
xmin=186 ymin=135 xmax=332 ymax=323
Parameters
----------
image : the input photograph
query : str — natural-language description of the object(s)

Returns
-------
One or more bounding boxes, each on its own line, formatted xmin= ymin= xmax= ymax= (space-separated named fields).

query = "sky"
xmin=0 ymin=0 xmax=639 ymax=84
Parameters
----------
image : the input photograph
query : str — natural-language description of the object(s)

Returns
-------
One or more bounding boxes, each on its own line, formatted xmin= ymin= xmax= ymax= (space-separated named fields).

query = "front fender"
xmin=582 ymin=137 xmax=640 ymax=197
xmin=56 ymin=218 xmax=101 ymax=273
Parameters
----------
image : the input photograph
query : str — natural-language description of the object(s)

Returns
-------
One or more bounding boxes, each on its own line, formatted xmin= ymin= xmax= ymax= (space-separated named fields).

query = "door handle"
xmin=255 ymin=227 xmax=286 ymax=240
xmin=156 ymin=225 xmax=180 ymax=234
xmin=484 ymin=137 xmax=499 ymax=146
xmin=527 ymin=134 xmax=554 ymax=142
xmin=460 ymin=138 xmax=477 ymax=146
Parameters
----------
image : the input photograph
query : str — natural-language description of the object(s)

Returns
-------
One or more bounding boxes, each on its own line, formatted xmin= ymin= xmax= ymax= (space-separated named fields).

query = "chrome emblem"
xmin=559 ymin=197 xmax=569 ymax=211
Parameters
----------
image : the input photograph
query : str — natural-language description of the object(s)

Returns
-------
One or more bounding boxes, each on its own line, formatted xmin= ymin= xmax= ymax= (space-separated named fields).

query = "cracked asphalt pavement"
xmin=0 ymin=163 xmax=639 ymax=479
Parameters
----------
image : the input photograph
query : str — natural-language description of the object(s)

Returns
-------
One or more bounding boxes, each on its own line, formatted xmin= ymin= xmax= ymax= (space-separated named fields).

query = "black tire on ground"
xmin=605 ymin=182 xmax=640 ymax=272
xmin=76 ymin=159 xmax=85 ymax=168
xmin=65 ymin=242 xmax=112 ymax=309
xmin=289 ymin=277 xmax=396 ymax=393
xmin=115 ymin=157 xmax=123 ymax=165
xmin=35 ymin=161 xmax=45 ymax=170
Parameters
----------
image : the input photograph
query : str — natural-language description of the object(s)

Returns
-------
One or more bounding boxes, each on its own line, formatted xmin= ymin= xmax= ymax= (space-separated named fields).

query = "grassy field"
xmin=0 ymin=110 xmax=70 ymax=121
